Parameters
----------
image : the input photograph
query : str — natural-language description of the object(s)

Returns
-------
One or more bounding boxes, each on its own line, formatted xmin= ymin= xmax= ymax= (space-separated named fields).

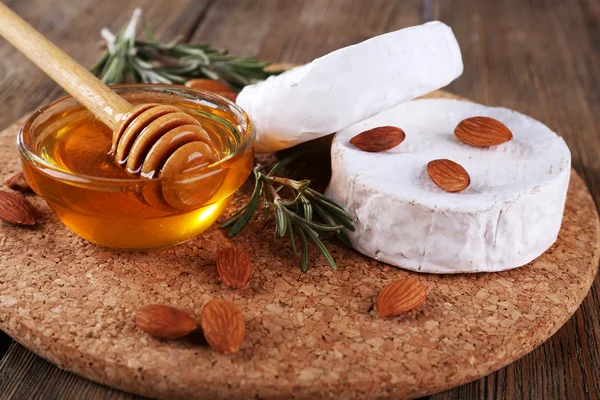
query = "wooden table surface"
xmin=0 ymin=0 xmax=598 ymax=399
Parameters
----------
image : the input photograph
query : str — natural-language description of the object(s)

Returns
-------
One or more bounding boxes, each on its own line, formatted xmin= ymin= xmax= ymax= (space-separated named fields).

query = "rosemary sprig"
xmin=91 ymin=8 xmax=279 ymax=88
xmin=221 ymin=152 xmax=355 ymax=272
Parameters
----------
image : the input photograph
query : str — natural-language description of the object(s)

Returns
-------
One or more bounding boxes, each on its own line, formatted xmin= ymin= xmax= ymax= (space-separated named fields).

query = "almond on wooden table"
xmin=201 ymin=299 xmax=245 ymax=354
xmin=216 ymin=247 xmax=253 ymax=289
xmin=377 ymin=278 xmax=428 ymax=317
xmin=455 ymin=116 xmax=513 ymax=147
xmin=349 ymin=126 xmax=406 ymax=152
xmin=135 ymin=304 xmax=197 ymax=339
xmin=0 ymin=191 xmax=35 ymax=225
xmin=427 ymin=159 xmax=471 ymax=193
xmin=4 ymin=171 xmax=31 ymax=192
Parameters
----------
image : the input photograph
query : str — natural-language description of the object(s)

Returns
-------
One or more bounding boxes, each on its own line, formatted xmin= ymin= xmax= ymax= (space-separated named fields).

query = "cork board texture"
xmin=0 ymin=91 xmax=599 ymax=399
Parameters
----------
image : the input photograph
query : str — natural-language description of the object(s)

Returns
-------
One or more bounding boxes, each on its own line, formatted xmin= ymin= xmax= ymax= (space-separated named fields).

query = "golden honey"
xmin=19 ymin=86 xmax=254 ymax=249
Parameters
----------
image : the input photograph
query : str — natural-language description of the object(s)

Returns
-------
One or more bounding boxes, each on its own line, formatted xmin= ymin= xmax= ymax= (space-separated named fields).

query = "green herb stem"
xmin=91 ymin=8 xmax=280 ymax=88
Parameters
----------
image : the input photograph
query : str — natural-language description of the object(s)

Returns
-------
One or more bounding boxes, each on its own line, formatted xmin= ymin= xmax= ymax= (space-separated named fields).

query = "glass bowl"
xmin=18 ymin=85 xmax=254 ymax=249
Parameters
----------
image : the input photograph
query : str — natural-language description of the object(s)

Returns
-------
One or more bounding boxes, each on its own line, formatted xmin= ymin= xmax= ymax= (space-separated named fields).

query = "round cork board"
xmin=0 ymin=91 xmax=598 ymax=400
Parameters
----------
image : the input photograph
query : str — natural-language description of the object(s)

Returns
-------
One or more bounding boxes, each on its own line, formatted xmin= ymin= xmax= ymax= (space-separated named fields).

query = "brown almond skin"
xmin=217 ymin=247 xmax=253 ymax=289
xmin=349 ymin=126 xmax=406 ymax=152
xmin=216 ymin=91 xmax=238 ymax=102
xmin=135 ymin=304 xmax=197 ymax=339
xmin=455 ymin=116 xmax=513 ymax=147
xmin=0 ymin=191 xmax=35 ymax=225
xmin=201 ymin=299 xmax=246 ymax=354
xmin=263 ymin=63 xmax=298 ymax=73
xmin=4 ymin=171 xmax=31 ymax=192
xmin=185 ymin=79 xmax=235 ymax=94
xmin=427 ymin=159 xmax=471 ymax=193
xmin=377 ymin=278 xmax=428 ymax=317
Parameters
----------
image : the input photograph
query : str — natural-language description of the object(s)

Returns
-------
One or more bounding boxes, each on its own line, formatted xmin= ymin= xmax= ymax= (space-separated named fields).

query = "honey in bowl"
xmin=18 ymin=85 xmax=254 ymax=249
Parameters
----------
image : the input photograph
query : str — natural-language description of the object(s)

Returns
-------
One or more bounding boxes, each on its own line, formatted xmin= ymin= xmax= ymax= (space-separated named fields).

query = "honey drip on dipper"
xmin=111 ymin=104 xmax=218 ymax=179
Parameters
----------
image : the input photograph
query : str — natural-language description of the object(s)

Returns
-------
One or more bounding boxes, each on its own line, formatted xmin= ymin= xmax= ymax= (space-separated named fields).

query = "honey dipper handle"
xmin=0 ymin=2 xmax=131 ymax=129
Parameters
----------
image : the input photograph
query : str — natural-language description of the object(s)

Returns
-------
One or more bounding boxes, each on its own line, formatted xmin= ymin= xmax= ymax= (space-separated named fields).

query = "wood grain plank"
xmin=0 ymin=344 xmax=143 ymax=400
xmin=429 ymin=0 xmax=600 ymax=398
xmin=0 ymin=332 xmax=10 ymax=359
xmin=0 ymin=0 xmax=599 ymax=399
xmin=190 ymin=0 xmax=423 ymax=63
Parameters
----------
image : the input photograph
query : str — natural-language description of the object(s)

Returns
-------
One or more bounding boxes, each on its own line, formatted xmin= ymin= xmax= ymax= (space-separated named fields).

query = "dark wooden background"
xmin=0 ymin=0 xmax=599 ymax=399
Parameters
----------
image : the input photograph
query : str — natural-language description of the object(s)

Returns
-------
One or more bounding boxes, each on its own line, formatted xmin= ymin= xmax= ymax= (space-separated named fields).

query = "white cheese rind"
xmin=326 ymin=99 xmax=571 ymax=274
xmin=237 ymin=21 xmax=463 ymax=153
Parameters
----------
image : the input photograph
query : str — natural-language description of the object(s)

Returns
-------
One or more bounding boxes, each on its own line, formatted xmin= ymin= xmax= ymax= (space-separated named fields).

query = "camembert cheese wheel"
xmin=237 ymin=21 xmax=463 ymax=153
xmin=326 ymin=99 xmax=571 ymax=273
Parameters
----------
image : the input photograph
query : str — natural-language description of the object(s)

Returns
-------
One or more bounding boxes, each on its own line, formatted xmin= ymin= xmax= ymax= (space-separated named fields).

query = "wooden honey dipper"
xmin=0 ymin=3 xmax=217 ymax=182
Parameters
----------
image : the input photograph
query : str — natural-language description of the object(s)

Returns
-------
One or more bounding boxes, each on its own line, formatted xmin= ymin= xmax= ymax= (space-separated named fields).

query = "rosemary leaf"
xmin=200 ymin=66 xmax=221 ymax=81
xmin=90 ymin=52 xmax=109 ymax=76
xmin=336 ymin=231 xmax=352 ymax=248
xmin=262 ymin=195 xmax=270 ymax=218
xmin=298 ymin=228 xmax=309 ymax=272
xmin=92 ymin=8 xmax=281 ymax=87
xmin=270 ymin=176 xmax=310 ymax=191
xmin=301 ymin=225 xmax=337 ymax=270
xmin=312 ymin=201 xmax=337 ymax=227
xmin=220 ymin=205 xmax=247 ymax=229
xmin=274 ymin=201 xmax=287 ymax=237
xmin=289 ymin=222 xmax=298 ymax=256
xmin=300 ymin=195 xmax=312 ymax=222
xmin=226 ymin=172 xmax=262 ymax=236
xmin=142 ymin=20 xmax=156 ymax=42
xmin=312 ymin=202 xmax=353 ymax=248
xmin=288 ymin=212 xmax=343 ymax=233
xmin=309 ymin=196 xmax=355 ymax=231
xmin=305 ymin=188 xmax=354 ymax=230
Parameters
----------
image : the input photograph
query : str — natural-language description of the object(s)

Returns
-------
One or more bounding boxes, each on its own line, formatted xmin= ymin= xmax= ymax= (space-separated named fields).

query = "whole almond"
xmin=0 ymin=191 xmax=35 ymax=225
xmin=455 ymin=116 xmax=513 ymax=147
xmin=216 ymin=91 xmax=238 ymax=102
xmin=350 ymin=126 xmax=406 ymax=152
xmin=217 ymin=247 xmax=253 ymax=289
xmin=135 ymin=304 xmax=197 ymax=339
xmin=185 ymin=78 xmax=235 ymax=93
xmin=263 ymin=62 xmax=298 ymax=73
xmin=4 ymin=171 xmax=31 ymax=192
xmin=201 ymin=299 xmax=245 ymax=354
xmin=427 ymin=159 xmax=470 ymax=193
xmin=377 ymin=278 xmax=428 ymax=317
